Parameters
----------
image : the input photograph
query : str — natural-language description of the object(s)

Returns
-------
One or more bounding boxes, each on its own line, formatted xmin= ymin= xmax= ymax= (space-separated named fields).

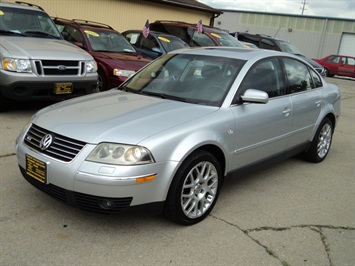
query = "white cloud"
xmin=198 ymin=0 xmax=355 ymax=19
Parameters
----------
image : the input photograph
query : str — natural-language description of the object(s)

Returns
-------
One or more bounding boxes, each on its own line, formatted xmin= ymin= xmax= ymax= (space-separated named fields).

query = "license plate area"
xmin=26 ymin=154 xmax=47 ymax=184
xmin=54 ymin=83 xmax=73 ymax=94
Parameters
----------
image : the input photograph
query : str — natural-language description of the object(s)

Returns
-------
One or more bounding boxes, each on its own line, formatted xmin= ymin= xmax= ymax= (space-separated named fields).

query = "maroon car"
xmin=313 ymin=55 xmax=355 ymax=78
xmin=53 ymin=18 xmax=151 ymax=91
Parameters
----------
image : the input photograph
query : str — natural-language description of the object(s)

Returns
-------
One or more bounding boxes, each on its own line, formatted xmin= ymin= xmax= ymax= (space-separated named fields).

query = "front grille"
xmin=34 ymin=60 xmax=85 ymax=76
xmin=24 ymin=124 xmax=86 ymax=162
xmin=20 ymin=167 xmax=133 ymax=213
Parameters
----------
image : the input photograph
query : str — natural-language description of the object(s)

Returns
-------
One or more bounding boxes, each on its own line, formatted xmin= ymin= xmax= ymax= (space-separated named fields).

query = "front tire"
xmin=165 ymin=150 xmax=222 ymax=225
xmin=304 ymin=118 xmax=333 ymax=163
xmin=97 ymin=70 xmax=108 ymax=92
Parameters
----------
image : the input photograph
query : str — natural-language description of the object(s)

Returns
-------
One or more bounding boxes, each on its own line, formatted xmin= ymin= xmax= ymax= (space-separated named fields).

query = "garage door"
xmin=338 ymin=33 xmax=355 ymax=56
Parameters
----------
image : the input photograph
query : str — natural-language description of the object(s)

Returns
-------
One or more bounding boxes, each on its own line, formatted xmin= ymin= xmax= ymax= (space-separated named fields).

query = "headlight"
xmin=2 ymin=58 xmax=32 ymax=73
xmin=113 ymin=69 xmax=135 ymax=77
xmin=86 ymin=143 xmax=155 ymax=165
xmin=86 ymin=60 xmax=97 ymax=73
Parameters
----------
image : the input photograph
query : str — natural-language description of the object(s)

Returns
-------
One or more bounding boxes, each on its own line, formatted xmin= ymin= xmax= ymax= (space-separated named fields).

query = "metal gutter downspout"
xmin=318 ymin=18 xmax=328 ymax=58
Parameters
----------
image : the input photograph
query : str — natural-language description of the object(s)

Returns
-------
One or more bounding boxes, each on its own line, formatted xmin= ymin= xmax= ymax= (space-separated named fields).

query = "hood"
xmin=33 ymin=90 xmax=217 ymax=144
xmin=0 ymin=36 xmax=93 ymax=60
xmin=296 ymin=54 xmax=323 ymax=69
xmin=92 ymin=51 xmax=151 ymax=70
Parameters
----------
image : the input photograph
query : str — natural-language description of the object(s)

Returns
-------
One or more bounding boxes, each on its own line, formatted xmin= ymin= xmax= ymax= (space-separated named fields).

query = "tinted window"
xmin=189 ymin=28 xmax=215 ymax=46
xmin=85 ymin=30 xmax=135 ymax=52
xmin=238 ymin=58 xmax=285 ymax=98
xmin=211 ymin=32 xmax=244 ymax=47
xmin=159 ymin=36 xmax=189 ymax=52
xmin=309 ymin=68 xmax=323 ymax=88
xmin=326 ymin=56 xmax=340 ymax=63
xmin=260 ymin=39 xmax=277 ymax=50
xmin=276 ymin=40 xmax=302 ymax=54
xmin=283 ymin=58 xmax=312 ymax=93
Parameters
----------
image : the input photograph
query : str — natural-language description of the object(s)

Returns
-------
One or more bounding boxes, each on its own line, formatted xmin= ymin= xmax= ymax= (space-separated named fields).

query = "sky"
xmin=198 ymin=0 xmax=355 ymax=19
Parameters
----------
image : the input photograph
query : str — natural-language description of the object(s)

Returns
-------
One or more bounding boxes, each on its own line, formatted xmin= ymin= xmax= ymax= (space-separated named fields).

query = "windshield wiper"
xmin=0 ymin=30 xmax=26 ymax=36
xmin=24 ymin=31 xmax=60 ymax=39
xmin=119 ymin=86 xmax=136 ymax=93
xmin=141 ymin=91 xmax=195 ymax=103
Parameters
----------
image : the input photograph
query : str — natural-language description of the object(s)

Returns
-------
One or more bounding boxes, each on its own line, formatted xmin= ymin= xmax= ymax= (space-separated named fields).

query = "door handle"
xmin=283 ymin=107 xmax=291 ymax=117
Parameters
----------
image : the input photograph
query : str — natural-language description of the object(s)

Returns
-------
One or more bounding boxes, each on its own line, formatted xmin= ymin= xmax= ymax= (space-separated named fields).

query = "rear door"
xmin=338 ymin=56 xmax=355 ymax=77
xmin=282 ymin=57 xmax=322 ymax=149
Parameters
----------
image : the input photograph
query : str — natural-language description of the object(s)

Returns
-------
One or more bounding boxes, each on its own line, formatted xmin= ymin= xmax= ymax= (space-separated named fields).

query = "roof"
xmin=141 ymin=0 xmax=222 ymax=15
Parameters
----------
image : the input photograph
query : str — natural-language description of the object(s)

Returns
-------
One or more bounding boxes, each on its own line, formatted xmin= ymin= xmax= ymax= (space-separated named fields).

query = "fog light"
xmin=98 ymin=199 xmax=114 ymax=210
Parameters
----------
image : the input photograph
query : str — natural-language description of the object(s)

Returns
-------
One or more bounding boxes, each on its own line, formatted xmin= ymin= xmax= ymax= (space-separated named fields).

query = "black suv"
xmin=235 ymin=32 xmax=325 ymax=76
xmin=122 ymin=30 xmax=190 ymax=59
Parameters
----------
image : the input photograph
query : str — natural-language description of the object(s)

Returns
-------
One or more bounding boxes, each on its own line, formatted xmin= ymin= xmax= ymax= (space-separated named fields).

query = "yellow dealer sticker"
xmin=211 ymin=33 xmax=221 ymax=39
xmin=84 ymin=30 xmax=99 ymax=37
xmin=0 ymin=10 xmax=4 ymax=16
xmin=158 ymin=36 xmax=170 ymax=43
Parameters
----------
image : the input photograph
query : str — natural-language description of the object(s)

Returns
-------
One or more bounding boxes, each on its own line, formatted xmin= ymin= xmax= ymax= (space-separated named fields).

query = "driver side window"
xmin=237 ymin=58 xmax=285 ymax=99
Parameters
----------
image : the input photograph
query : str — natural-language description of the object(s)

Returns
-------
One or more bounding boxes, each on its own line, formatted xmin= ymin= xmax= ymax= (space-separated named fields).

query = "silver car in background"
xmin=16 ymin=47 xmax=341 ymax=225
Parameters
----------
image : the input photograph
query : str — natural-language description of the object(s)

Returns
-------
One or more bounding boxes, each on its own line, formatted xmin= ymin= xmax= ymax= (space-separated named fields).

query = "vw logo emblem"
xmin=39 ymin=134 xmax=53 ymax=150
xmin=58 ymin=65 xmax=67 ymax=71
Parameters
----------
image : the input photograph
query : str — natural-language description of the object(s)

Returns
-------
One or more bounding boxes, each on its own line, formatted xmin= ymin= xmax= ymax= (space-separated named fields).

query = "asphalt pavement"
xmin=0 ymin=77 xmax=354 ymax=266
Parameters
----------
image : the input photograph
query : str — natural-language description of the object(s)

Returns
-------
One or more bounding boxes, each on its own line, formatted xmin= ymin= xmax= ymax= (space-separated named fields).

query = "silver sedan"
xmin=16 ymin=47 xmax=341 ymax=225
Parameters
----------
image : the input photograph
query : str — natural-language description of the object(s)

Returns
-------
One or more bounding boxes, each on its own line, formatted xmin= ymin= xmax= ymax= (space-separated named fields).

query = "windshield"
xmin=276 ymin=40 xmax=302 ymax=54
xmin=85 ymin=29 xmax=136 ymax=53
xmin=159 ymin=36 xmax=190 ymax=52
xmin=121 ymin=54 xmax=245 ymax=107
xmin=211 ymin=32 xmax=245 ymax=47
xmin=0 ymin=7 xmax=61 ymax=38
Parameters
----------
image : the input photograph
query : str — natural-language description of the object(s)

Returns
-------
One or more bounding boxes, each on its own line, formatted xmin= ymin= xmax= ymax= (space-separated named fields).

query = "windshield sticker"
xmin=84 ymin=30 xmax=99 ymax=37
xmin=158 ymin=36 xmax=170 ymax=43
xmin=211 ymin=33 xmax=221 ymax=39
xmin=0 ymin=10 xmax=4 ymax=16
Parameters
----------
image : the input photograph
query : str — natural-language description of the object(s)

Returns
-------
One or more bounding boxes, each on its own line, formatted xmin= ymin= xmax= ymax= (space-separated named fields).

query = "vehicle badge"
xmin=39 ymin=134 xmax=53 ymax=150
xmin=58 ymin=65 xmax=67 ymax=71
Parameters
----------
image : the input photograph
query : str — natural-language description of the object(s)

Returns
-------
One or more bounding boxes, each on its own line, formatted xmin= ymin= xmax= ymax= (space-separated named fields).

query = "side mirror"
xmin=241 ymin=89 xmax=269 ymax=104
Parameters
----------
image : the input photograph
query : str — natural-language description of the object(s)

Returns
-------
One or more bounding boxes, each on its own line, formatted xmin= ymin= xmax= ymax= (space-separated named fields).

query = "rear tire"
xmin=304 ymin=118 xmax=333 ymax=163
xmin=164 ymin=150 xmax=222 ymax=225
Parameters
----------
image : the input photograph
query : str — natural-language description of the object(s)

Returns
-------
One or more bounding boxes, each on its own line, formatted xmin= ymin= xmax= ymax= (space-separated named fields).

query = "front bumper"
xmin=16 ymin=134 xmax=179 ymax=213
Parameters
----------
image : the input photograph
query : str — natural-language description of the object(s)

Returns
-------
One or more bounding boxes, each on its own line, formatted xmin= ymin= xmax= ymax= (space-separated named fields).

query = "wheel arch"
xmin=197 ymin=144 xmax=226 ymax=179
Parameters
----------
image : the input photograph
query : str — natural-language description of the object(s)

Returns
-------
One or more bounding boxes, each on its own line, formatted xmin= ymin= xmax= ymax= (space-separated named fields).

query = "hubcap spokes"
xmin=181 ymin=161 xmax=218 ymax=219
xmin=317 ymin=124 xmax=332 ymax=158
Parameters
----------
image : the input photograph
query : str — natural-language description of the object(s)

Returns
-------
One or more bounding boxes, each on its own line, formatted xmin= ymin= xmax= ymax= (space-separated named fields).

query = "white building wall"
xmin=215 ymin=11 xmax=355 ymax=58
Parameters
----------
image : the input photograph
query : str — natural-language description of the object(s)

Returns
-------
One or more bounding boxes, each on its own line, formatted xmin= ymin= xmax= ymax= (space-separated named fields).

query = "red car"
xmin=313 ymin=55 xmax=355 ymax=78
xmin=53 ymin=18 xmax=152 ymax=91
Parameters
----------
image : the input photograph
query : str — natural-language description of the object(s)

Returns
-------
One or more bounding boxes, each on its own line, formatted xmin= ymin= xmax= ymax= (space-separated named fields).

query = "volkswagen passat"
xmin=16 ymin=47 xmax=341 ymax=225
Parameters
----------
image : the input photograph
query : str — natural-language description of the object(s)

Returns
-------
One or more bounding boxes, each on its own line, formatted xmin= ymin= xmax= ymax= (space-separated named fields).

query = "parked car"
xmin=313 ymin=55 xmax=355 ymax=78
xmin=53 ymin=18 xmax=151 ymax=91
xmin=122 ymin=30 xmax=190 ymax=59
xmin=239 ymin=41 xmax=259 ymax=49
xmin=235 ymin=32 xmax=326 ymax=76
xmin=150 ymin=20 xmax=245 ymax=48
xmin=0 ymin=2 xmax=98 ymax=111
xmin=16 ymin=47 xmax=341 ymax=225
